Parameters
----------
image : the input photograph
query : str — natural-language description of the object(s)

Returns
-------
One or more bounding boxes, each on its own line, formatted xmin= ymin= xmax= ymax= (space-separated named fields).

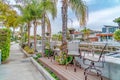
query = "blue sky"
xmin=27 ymin=0 xmax=120 ymax=35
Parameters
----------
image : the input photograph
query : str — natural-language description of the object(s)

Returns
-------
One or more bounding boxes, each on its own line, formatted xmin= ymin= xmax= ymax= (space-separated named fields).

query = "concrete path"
xmin=0 ymin=43 xmax=46 ymax=80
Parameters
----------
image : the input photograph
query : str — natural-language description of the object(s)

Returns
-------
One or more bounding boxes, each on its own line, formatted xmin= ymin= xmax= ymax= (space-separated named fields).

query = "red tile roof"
xmin=96 ymin=33 xmax=113 ymax=36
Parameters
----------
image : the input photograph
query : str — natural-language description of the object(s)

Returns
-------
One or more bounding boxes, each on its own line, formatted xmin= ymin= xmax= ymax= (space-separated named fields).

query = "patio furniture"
xmin=50 ymin=41 xmax=61 ymax=61
xmin=67 ymin=41 xmax=81 ymax=72
xmin=83 ymin=43 xmax=107 ymax=80
xmin=49 ymin=41 xmax=56 ymax=60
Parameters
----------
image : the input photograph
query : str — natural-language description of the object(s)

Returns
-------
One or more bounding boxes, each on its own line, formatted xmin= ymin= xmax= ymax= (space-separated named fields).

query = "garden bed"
xmin=20 ymin=47 xmax=33 ymax=57
xmin=21 ymin=47 xmax=59 ymax=80
xmin=30 ymin=57 xmax=57 ymax=80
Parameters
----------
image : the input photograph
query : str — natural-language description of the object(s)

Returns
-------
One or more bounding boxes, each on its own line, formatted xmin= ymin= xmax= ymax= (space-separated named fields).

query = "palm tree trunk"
xmin=13 ymin=28 xmax=15 ymax=40
xmin=62 ymin=0 xmax=68 ymax=51
xmin=42 ymin=13 xmax=45 ymax=56
xmin=20 ymin=26 xmax=23 ymax=46
xmin=41 ymin=0 xmax=46 ymax=56
xmin=33 ymin=20 xmax=37 ymax=52
xmin=27 ymin=22 xmax=31 ymax=47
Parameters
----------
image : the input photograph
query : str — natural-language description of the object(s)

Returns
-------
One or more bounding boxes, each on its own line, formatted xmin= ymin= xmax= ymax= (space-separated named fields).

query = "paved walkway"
xmin=0 ymin=43 xmax=46 ymax=80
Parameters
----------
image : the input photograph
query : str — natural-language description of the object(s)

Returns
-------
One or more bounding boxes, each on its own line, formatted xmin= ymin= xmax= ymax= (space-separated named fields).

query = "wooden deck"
xmin=38 ymin=57 xmax=109 ymax=80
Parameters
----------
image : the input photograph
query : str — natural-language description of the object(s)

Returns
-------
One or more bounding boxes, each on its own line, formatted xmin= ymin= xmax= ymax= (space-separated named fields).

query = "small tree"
xmin=81 ymin=27 xmax=91 ymax=41
xmin=113 ymin=17 xmax=120 ymax=29
xmin=113 ymin=29 xmax=120 ymax=41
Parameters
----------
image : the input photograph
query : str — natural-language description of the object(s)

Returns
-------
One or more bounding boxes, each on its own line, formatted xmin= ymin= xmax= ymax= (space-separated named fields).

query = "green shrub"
xmin=0 ymin=28 xmax=11 ymax=62
xmin=33 ymin=53 xmax=42 ymax=60
xmin=55 ymin=52 xmax=73 ymax=65
xmin=45 ymin=49 xmax=53 ymax=57
xmin=27 ymin=49 xmax=34 ymax=54
xmin=113 ymin=29 xmax=120 ymax=41
xmin=24 ymin=46 xmax=34 ymax=54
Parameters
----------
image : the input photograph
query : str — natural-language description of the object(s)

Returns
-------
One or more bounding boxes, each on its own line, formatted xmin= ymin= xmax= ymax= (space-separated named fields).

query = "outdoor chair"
xmin=49 ymin=41 xmax=56 ymax=59
xmin=83 ymin=43 xmax=107 ymax=80
xmin=50 ymin=41 xmax=60 ymax=61
xmin=67 ymin=41 xmax=81 ymax=72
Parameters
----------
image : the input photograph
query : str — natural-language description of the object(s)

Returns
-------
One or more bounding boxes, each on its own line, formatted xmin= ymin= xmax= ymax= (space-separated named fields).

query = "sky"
xmin=8 ymin=0 xmax=120 ymax=35
xmin=39 ymin=0 xmax=120 ymax=35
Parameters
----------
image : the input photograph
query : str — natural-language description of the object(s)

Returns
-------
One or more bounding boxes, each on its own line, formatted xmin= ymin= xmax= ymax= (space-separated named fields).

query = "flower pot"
xmin=69 ymin=29 xmax=75 ymax=34
xmin=46 ymin=33 xmax=50 ymax=36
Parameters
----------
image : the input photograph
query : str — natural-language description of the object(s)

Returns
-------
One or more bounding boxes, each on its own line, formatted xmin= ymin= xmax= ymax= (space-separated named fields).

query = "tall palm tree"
xmin=61 ymin=0 xmax=87 ymax=52
xmin=24 ymin=0 xmax=43 ymax=51
xmin=40 ymin=0 xmax=57 ymax=55
xmin=15 ymin=0 xmax=56 ymax=53
xmin=14 ymin=1 xmax=33 ymax=47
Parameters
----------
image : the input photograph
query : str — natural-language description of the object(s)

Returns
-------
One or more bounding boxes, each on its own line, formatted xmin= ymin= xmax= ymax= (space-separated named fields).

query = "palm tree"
xmin=24 ymin=0 xmax=43 ymax=51
xmin=40 ymin=0 xmax=57 ymax=55
xmin=61 ymin=0 xmax=87 ymax=52
xmin=15 ymin=0 xmax=57 ymax=53
xmin=14 ymin=1 xmax=33 ymax=47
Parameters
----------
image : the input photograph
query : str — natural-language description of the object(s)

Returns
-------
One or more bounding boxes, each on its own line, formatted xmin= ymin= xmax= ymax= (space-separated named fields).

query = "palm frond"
xmin=39 ymin=0 xmax=57 ymax=20
xmin=69 ymin=0 xmax=88 ymax=26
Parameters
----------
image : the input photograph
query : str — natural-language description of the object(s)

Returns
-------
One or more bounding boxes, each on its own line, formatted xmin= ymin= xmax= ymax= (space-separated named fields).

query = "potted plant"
xmin=46 ymin=32 xmax=50 ymax=36
xmin=68 ymin=28 xmax=75 ymax=34
xmin=55 ymin=52 xmax=73 ymax=65
xmin=45 ymin=42 xmax=53 ymax=57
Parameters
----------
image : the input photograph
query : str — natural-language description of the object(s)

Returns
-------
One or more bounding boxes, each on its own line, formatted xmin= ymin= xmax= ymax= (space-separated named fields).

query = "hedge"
xmin=0 ymin=28 xmax=11 ymax=61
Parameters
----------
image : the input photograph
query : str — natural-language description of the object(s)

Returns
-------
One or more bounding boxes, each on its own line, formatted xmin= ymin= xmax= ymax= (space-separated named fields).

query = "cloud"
xmin=83 ymin=0 xmax=96 ymax=5
xmin=86 ymin=5 xmax=120 ymax=30
xmin=31 ymin=0 xmax=120 ymax=35
xmin=84 ymin=0 xmax=120 ymax=5
xmin=70 ymin=5 xmax=120 ymax=31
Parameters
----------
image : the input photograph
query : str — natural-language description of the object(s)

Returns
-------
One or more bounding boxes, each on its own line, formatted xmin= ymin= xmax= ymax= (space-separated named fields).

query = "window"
xmin=102 ymin=28 xmax=106 ymax=33
xmin=109 ymin=28 xmax=113 ymax=33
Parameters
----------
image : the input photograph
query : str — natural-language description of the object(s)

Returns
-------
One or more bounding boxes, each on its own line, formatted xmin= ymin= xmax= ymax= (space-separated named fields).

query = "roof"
xmin=96 ymin=33 xmax=113 ymax=36
xmin=74 ymin=31 xmax=82 ymax=35
xmin=104 ymin=25 xmax=118 ymax=28
xmin=73 ymin=30 xmax=102 ymax=35
xmin=89 ymin=29 xmax=102 ymax=33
